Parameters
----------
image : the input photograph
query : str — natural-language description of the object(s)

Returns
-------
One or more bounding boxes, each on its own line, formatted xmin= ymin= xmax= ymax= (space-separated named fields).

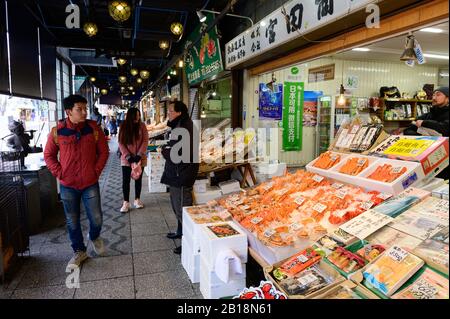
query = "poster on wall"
xmin=303 ymin=91 xmax=322 ymax=127
xmin=184 ymin=13 xmax=224 ymax=85
xmin=282 ymin=82 xmax=304 ymax=151
xmin=259 ymin=83 xmax=283 ymax=120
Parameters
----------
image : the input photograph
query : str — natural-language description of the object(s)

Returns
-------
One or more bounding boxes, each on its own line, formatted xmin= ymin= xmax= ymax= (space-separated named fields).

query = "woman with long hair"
xmin=118 ymin=108 xmax=149 ymax=213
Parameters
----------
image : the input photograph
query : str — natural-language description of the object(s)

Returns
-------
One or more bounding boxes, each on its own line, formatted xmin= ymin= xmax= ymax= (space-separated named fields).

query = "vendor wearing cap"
xmin=404 ymin=86 xmax=449 ymax=137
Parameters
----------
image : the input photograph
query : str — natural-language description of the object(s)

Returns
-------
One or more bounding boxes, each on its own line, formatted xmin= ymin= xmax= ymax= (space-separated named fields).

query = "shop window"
xmin=55 ymin=57 xmax=73 ymax=120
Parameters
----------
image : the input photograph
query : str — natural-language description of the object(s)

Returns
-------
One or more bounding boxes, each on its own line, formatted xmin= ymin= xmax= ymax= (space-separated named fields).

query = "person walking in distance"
xmin=161 ymin=101 xmax=199 ymax=255
xmin=44 ymin=95 xmax=109 ymax=269
xmin=118 ymin=108 xmax=149 ymax=213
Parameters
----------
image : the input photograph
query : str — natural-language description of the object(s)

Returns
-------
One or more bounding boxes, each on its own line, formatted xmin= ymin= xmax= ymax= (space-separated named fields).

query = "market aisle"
xmin=0 ymin=138 xmax=203 ymax=299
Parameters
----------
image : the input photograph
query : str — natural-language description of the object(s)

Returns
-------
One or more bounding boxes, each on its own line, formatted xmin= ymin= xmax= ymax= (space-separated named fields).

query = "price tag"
xmin=336 ymin=189 xmax=347 ymax=199
xmin=392 ymin=166 xmax=404 ymax=174
xmin=218 ymin=210 xmax=231 ymax=220
xmin=240 ymin=205 xmax=250 ymax=210
xmin=298 ymin=274 xmax=318 ymax=286
xmin=357 ymin=158 xmax=367 ymax=167
xmin=264 ymin=229 xmax=276 ymax=238
xmin=332 ymin=183 xmax=344 ymax=189
xmin=234 ymin=199 xmax=244 ymax=205
xmin=251 ymin=217 xmax=263 ymax=225
xmin=296 ymin=254 xmax=309 ymax=263
xmin=330 ymin=154 xmax=339 ymax=162
xmin=388 ymin=246 xmax=409 ymax=262
xmin=361 ymin=201 xmax=374 ymax=210
xmin=276 ymin=189 xmax=288 ymax=196
xmin=411 ymin=279 xmax=438 ymax=299
xmin=377 ymin=193 xmax=393 ymax=200
xmin=313 ymin=175 xmax=324 ymax=183
xmin=263 ymin=182 xmax=274 ymax=191
xmin=244 ymin=210 xmax=254 ymax=216
xmin=313 ymin=203 xmax=327 ymax=214
xmin=290 ymin=223 xmax=301 ymax=231
xmin=334 ymin=210 xmax=348 ymax=218
xmin=295 ymin=197 xmax=306 ymax=206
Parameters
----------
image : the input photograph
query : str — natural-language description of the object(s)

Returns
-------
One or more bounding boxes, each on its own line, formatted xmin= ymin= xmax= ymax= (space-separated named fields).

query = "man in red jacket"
xmin=44 ymin=95 xmax=109 ymax=269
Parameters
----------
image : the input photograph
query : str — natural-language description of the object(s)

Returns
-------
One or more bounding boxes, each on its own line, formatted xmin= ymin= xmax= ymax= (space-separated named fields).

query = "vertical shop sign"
xmin=184 ymin=13 xmax=224 ymax=85
xmin=282 ymin=82 xmax=303 ymax=151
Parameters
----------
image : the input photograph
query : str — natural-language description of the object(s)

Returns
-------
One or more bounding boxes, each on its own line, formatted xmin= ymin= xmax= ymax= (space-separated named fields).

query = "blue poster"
xmin=259 ymin=83 xmax=283 ymax=120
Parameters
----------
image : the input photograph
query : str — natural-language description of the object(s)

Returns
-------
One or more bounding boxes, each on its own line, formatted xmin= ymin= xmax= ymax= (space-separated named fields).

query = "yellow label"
xmin=383 ymin=139 xmax=434 ymax=157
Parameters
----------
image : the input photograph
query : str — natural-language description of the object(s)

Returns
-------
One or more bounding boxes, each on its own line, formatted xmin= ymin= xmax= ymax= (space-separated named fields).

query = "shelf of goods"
xmin=375 ymin=98 xmax=433 ymax=122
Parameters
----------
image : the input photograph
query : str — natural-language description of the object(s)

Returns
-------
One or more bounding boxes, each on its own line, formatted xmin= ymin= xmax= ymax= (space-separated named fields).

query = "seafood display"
xmin=367 ymin=164 xmax=407 ymax=183
xmin=338 ymin=157 xmax=369 ymax=176
xmin=216 ymin=169 xmax=387 ymax=247
xmin=313 ymin=151 xmax=341 ymax=169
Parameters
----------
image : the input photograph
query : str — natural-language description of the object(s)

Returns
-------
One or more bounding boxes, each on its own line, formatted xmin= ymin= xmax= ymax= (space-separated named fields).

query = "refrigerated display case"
xmin=316 ymin=96 xmax=333 ymax=157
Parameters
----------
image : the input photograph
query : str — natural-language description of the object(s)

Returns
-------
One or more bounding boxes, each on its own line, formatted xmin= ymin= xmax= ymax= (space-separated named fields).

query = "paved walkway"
xmin=0 ymin=139 xmax=203 ymax=299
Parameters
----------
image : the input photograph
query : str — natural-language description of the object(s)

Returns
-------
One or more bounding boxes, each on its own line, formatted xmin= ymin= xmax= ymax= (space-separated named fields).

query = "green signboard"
xmin=282 ymin=82 xmax=304 ymax=151
xmin=184 ymin=13 xmax=224 ymax=85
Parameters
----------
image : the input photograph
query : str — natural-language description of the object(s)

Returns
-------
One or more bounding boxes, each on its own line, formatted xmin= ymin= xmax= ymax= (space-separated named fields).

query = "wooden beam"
xmin=249 ymin=0 xmax=449 ymax=76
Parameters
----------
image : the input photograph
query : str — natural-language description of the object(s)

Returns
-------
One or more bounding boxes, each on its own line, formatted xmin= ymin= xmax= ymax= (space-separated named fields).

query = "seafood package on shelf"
xmin=216 ymin=169 xmax=390 ymax=248
xmin=312 ymin=151 xmax=342 ymax=170
xmin=265 ymin=250 xmax=344 ymax=298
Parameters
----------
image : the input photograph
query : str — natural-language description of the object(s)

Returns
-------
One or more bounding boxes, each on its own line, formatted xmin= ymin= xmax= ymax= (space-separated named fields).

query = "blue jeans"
xmin=60 ymin=183 xmax=103 ymax=253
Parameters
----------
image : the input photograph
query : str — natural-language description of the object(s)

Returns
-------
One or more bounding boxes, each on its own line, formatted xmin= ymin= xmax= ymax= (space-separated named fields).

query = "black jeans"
xmin=169 ymin=186 xmax=193 ymax=235
xmin=122 ymin=166 xmax=143 ymax=202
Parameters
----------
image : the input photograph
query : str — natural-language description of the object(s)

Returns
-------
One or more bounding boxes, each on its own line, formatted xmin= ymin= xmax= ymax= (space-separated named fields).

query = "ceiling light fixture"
xmin=196 ymin=11 xmax=207 ymax=23
xmin=117 ymin=58 xmax=127 ymax=65
xmin=140 ymin=70 xmax=150 ymax=79
xmin=89 ymin=76 xmax=96 ymax=82
xmin=337 ymin=84 xmax=346 ymax=106
xmin=83 ymin=22 xmax=98 ymax=37
xmin=167 ymin=75 xmax=171 ymax=80
xmin=130 ymin=68 xmax=138 ymax=76
xmin=178 ymin=59 xmax=184 ymax=68
xmin=101 ymin=89 xmax=108 ymax=95
xmin=128 ymin=86 xmax=134 ymax=91
xmin=400 ymin=35 xmax=417 ymax=61
xmin=419 ymin=27 xmax=444 ymax=33
xmin=198 ymin=9 xmax=254 ymax=26
xmin=170 ymin=22 xmax=183 ymax=36
xmin=136 ymin=78 xmax=143 ymax=83
xmin=352 ymin=48 xmax=370 ymax=52
xmin=423 ymin=53 xmax=449 ymax=60
xmin=108 ymin=1 xmax=131 ymax=22
xmin=159 ymin=40 xmax=169 ymax=50
xmin=118 ymin=75 xmax=127 ymax=83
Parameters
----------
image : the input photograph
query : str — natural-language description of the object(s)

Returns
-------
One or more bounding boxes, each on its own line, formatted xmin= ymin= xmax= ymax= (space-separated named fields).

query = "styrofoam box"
xmin=327 ymin=154 xmax=377 ymax=182
xmin=305 ymin=152 xmax=351 ymax=178
xmin=257 ymin=162 xmax=287 ymax=177
xmin=200 ymin=261 xmax=246 ymax=299
xmin=181 ymin=236 xmax=200 ymax=283
xmin=193 ymin=183 xmax=207 ymax=193
xmin=193 ymin=187 xmax=222 ymax=205
xmin=199 ymin=221 xmax=248 ymax=267
xmin=218 ymin=180 xmax=241 ymax=195
xmin=357 ymin=158 xmax=425 ymax=195
xmin=200 ymin=254 xmax=246 ymax=286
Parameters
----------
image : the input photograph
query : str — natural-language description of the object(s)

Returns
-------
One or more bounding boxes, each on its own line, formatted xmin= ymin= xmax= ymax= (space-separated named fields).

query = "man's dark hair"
xmin=63 ymin=95 xmax=88 ymax=110
xmin=172 ymin=101 xmax=189 ymax=116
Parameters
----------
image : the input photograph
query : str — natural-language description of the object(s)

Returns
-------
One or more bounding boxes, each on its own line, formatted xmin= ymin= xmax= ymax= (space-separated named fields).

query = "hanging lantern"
xmin=130 ymin=68 xmax=138 ymax=76
xmin=159 ymin=40 xmax=169 ymax=50
xmin=140 ymin=70 xmax=150 ymax=79
xmin=170 ymin=22 xmax=183 ymax=36
xmin=128 ymin=86 xmax=134 ymax=91
xmin=167 ymin=75 xmax=171 ymax=80
xmin=118 ymin=75 xmax=127 ymax=83
xmin=136 ymin=78 xmax=143 ymax=84
xmin=178 ymin=59 xmax=184 ymax=68
xmin=120 ymin=86 xmax=125 ymax=91
xmin=101 ymin=89 xmax=108 ymax=95
xmin=117 ymin=58 xmax=127 ymax=65
xmin=108 ymin=1 xmax=131 ymax=22
xmin=89 ymin=76 xmax=96 ymax=82
xmin=83 ymin=22 xmax=98 ymax=37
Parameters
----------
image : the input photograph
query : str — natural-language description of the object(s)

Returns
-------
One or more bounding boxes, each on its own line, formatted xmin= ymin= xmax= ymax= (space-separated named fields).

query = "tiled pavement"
xmin=0 ymin=139 xmax=203 ymax=299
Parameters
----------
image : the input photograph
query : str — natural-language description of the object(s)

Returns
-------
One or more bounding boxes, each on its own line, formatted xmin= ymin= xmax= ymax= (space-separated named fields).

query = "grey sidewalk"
xmin=0 ymin=138 xmax=203 ymax=299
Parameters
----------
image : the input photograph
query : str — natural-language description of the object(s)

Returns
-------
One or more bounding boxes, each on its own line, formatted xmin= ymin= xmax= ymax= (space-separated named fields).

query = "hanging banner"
xmin=225 ymin=0 xmax=374 ymax=69
xmin=259 ymin=83 xmax=283 ymax=120
xmin=184 ymin=13 xmax=224 ymax=85
xmin=283 ymin=82 xmax=304 ymax=151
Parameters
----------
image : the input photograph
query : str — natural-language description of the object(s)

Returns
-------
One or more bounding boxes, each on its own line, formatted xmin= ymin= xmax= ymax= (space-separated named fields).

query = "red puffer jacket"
xmin=44 ymin=118 xmax=109 ymax=190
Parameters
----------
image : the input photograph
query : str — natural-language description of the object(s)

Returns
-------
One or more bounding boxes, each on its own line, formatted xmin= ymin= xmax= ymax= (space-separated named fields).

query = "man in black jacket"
xmin=403 ymin=86 xmax=449 ymax=137
xmin=404 ymin=86 xmax=449 ymax=180
xmin=161 ymin=101 xmax=199 ymax=254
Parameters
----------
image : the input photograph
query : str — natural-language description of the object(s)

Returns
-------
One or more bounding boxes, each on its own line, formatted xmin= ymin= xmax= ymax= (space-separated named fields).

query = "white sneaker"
xmin=88 ymin=234 xmax=105 ymax=256
xmin=67 ymin=251 xmax=88 ymax=269
xmin=134 ymin=199 xmax=144 ymax=209
xmin=120 ymin=201 xmax=130 ymax=213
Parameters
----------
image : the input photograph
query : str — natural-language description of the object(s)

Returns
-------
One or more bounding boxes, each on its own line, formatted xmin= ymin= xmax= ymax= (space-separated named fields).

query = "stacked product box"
xmin=148 ymin=151 xmax=166 ymax=193
xmin=181 ymin=205 xmax=232 ymax=283
xmin=198 ymin=221 xmax=248 ymax=299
